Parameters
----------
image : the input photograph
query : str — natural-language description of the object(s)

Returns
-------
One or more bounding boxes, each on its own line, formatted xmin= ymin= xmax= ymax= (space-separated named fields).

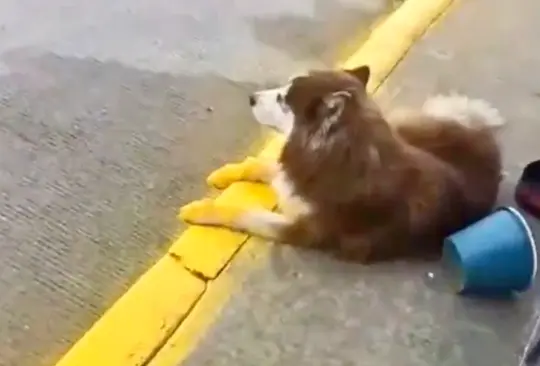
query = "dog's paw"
xmin=207 ymin=157 xmax=259 ymax=189
xmin=207 ymin=164 xmax=243 ymax=189
xmin=179 ymin=198 xmax=242 ymax=226
xmin=179 ymin=198 xmax=219 ymax=225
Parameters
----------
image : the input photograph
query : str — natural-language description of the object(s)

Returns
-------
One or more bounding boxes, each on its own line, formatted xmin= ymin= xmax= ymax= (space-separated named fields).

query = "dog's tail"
xmin=421 ymin=94 xmax=505 ymax=129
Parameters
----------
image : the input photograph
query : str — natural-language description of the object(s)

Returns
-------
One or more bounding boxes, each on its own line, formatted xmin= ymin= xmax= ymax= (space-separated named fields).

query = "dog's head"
xmin=251 ymin=66 xmax=394 ymax=202
xmin=249 ymin=66 xmax=380 ymax=145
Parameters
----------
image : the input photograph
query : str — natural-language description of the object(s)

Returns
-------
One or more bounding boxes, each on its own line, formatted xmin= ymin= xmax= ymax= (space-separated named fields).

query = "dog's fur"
xmin=181 ymin=65 xmax=504 ymax=263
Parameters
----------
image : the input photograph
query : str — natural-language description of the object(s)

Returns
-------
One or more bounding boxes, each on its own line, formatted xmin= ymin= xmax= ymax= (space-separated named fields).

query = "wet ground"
xmin=181 ymin=0 xmax=540 ymax=365
xmin=0 ymin=0 xmax=390 ymax=365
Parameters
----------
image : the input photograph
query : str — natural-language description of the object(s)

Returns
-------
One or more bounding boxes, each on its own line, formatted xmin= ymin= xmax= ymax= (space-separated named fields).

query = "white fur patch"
xmin=251 ymin=83 xmax=294 ymax=136
xmin=322 ymin=91 xmax=348 ymax=124
xmin=422 ymin=94 xmax=505 ymax=128
xmin=235 ymin=210 xmax=290 ymax=239
xmin=272 ymin=170 xmax=313 ymax=219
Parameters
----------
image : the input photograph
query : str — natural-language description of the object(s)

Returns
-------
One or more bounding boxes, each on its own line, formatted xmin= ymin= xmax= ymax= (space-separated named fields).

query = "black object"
xmin=515 ymin=160 xmax=540 ymax=219
xmin=525 ymin=335 xmax=540 ymax=365
xmin=516 ymin=161 xmax=540 ymax=365
xmin=249 ymin=94 xmax=257 ymax=107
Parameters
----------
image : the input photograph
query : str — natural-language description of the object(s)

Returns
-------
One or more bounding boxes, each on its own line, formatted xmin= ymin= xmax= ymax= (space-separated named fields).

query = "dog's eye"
xmin=276 ymin=93 xmax=283 ymax=103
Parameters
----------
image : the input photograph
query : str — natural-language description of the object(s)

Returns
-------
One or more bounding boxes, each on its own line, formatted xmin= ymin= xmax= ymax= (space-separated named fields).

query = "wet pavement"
xmin=181 ymin=0 xmax=540 ymax=365
xmin=0 ymin=0 xmax=389 ymax=365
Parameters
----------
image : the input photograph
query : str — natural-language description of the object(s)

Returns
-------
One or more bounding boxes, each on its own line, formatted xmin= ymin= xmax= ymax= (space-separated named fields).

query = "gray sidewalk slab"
xmin=182 ymin=0 xmax=540 ymax=365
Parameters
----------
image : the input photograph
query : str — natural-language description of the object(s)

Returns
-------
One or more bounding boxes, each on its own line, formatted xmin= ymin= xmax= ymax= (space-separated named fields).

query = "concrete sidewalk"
xmin=179 ymin=0 xmax=540 ymax=365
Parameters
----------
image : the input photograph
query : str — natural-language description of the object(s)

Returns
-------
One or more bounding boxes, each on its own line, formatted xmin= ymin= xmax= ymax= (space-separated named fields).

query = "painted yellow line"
xmin=149 ymin=237 xmax=272 ymax=366
xmin=340 ymin=0 xmax=454 ymax=91
xmin=54 ymin=0 xmax=455 ymax=365
xmin=55 ymin=255 xmax=205 ymax=366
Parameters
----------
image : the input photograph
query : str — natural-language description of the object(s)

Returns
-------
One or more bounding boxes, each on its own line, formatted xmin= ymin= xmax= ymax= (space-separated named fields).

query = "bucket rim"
xmin=503 ymin=206 xmax=537 ymax=285
xmin=442 ymin=240 xmax=465 ymax=294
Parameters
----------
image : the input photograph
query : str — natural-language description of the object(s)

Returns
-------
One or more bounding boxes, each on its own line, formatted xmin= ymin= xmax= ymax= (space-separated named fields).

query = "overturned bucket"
xmin=442 ymin=207 xmax=537 ymax=297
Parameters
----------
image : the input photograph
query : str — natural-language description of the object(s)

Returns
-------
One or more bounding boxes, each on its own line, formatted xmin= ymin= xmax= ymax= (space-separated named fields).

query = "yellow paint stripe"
xmin=54 ymin=1 xmax=455 ymax=366
xmin=55 ymin=256 xmax=205 ymax=366
xmin=340 ymin=0 xmax=454 ymax=91
xmin=171 ymin=183 xmax=275 ymax=279
xmin=149 ymin=238 xmax=271 ymax=366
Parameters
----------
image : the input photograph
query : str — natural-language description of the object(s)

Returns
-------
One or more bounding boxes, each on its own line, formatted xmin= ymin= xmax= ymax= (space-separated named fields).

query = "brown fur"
xmin=276 ymin=66 xmax=502 ymax=263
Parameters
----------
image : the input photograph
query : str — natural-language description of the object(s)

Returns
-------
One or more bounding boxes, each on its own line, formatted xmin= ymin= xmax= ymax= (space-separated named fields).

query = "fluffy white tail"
xmin=422 ymin=94 xmax=505 ymax=129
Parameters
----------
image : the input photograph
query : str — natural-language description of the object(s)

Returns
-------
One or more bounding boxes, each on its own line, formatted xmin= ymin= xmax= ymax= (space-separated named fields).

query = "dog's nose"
xmin=249 ymin=94 xmax=257 ymax=107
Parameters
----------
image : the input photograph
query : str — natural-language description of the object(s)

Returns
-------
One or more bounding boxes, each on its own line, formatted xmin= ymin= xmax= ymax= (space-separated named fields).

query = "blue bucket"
xmin=443 ymin=207 xmax=537 ymax=296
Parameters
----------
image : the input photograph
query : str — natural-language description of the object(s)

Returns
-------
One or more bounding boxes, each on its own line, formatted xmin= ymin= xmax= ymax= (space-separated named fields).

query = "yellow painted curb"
xmin=341 ymin=0 xmax=454 ymax=91
xmin=54 ymin=0 xmax=455 ymax=365
xmin=55 ymin=256 xmax=205 ymax=366
xmin=149 ymin=238 xmax=272 ymax=366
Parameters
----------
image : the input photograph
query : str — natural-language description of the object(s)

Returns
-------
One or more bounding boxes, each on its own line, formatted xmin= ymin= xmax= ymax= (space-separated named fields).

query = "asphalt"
xmin=182 ymin=0 xmax=540 ymax=365
xmin=0 ymin=0 xmax=391 ymax=365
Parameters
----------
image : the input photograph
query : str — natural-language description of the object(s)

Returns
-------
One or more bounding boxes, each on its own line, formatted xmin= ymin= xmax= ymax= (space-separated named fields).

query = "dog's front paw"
xmin=179 ymin=198 xmax=242 ymax=227
xmin=207 ymin=164 xmax=243 ymax=189
xmin=207 ymin=157 xmax=259 ymax=189
xmin=179 ymin=198 xmax=219 ymax=225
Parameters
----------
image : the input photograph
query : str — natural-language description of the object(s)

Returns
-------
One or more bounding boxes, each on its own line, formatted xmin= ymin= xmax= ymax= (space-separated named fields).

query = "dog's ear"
xmin=322 ymin=91 xmax=351 ymax=121
xmin=306 ymin=90 xmax=352 ymax=122
xmin=346 ymin=65 xmax=370 ymax=86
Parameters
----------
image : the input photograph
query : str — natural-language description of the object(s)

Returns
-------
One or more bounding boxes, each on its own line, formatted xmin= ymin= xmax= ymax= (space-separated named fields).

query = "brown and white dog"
xmin=180 ymin=65 xmax=504 ymax=263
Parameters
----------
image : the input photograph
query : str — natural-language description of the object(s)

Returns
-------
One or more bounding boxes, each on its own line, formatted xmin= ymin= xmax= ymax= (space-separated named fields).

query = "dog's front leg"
xmin=206 ymin=157 xmax=279 ymax=189
xmin=180 ymin=198 xmax=289 ymax=240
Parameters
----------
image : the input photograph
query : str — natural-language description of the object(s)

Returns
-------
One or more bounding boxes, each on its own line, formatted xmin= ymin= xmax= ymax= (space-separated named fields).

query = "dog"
xmin=180 ymin=65 xmax=504 ymax=263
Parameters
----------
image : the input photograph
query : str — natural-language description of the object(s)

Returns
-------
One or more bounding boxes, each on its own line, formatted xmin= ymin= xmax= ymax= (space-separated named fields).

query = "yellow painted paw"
xmin=179 ymin=198 xmax=243 ymax=227
xmin=179 ymin=198 xmax=219 ymax=225
xmin=206 ymin=164 xmax=242 ymax=189
xmin=206 ymin=157 xmax=258 ymax=189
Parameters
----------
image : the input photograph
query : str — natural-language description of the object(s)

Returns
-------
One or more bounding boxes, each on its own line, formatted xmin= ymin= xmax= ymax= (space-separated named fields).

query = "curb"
xmin=54 ymin=0 xmax=455 ymax=365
